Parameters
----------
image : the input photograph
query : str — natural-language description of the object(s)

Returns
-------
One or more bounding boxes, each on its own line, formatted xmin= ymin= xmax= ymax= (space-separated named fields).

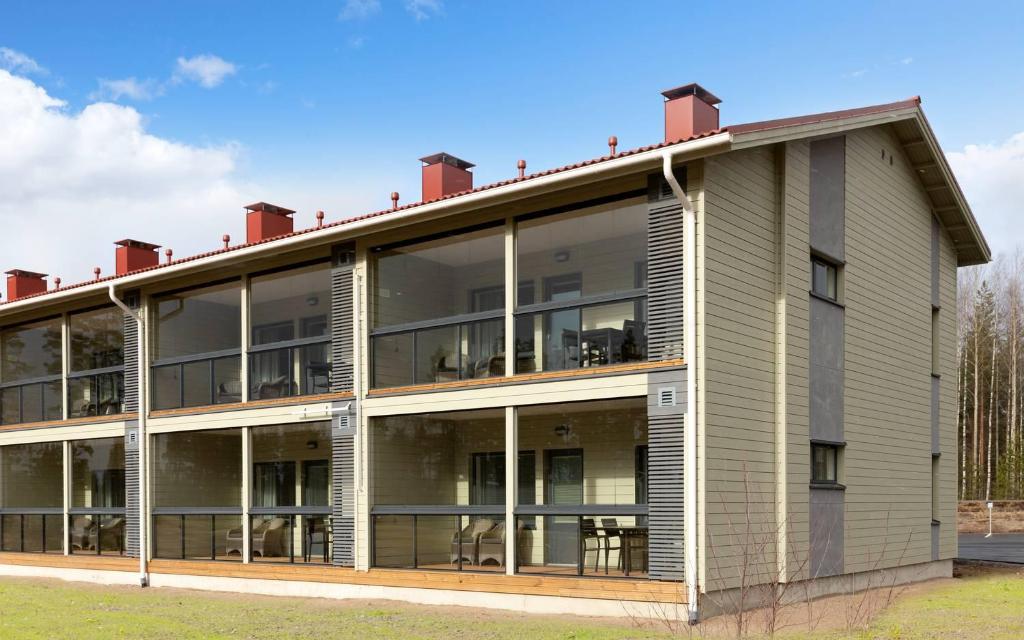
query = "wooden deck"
xmin=0 ymin=553 xmax=684 ymax=603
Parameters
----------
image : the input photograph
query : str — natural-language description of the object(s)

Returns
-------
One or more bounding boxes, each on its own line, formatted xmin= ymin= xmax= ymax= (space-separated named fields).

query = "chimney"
xmin=420 ymin=153 xmax=474 ymax=202
xmin=115 ymin=239 xmax=161 ymax=275
xmin=5 ymin=270 xmax=47 ymax=301
xmin=245 ymin=202 xmax=296 ymax=243
xmin=661 ymin=83 xmax=721 ymax=142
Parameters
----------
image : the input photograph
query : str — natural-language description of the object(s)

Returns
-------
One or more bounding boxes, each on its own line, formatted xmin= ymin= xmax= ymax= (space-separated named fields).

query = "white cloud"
xmin=900 ymin=57 xmax=914 ymax=65
xmin=339 ymin=0 xmax=381 ymax=20
xmin=348 ymin=35 xmax=367 ymax=49
xmin=91 ymin=77 xmax=162 ymax=101
xmin=0 ymin=47 xmax=46 ymax=75
xmin=947 ymin=132 xmax=1024 ymax=259
xmin=843 ymin=68 xmax=868 ymax=78
xmin=174 ymin=54 xmax=237 ymax=88
xmin=0 ymin=68 xmax=251 ymax=281
xmin=405 ymin=0 xmax=442 ymax=20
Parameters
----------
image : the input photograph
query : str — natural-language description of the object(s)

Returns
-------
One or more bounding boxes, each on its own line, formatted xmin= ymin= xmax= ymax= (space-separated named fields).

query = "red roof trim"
xmin=0 ymin=96 xmax=925 ymax=308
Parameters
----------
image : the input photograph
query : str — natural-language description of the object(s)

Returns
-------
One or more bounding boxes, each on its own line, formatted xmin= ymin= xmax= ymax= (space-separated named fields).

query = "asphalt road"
xmin=959 ymin=533 xmax=1024 ymax=564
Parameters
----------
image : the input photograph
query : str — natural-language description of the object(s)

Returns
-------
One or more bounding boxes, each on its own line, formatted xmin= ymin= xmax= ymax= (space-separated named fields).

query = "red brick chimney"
xmin=115 ymin=239 xmax=161 ymax=275
xmin=662 ymin=83 xmax=721 ymax=142
xmin=245 ymin=202 xmax=295 ymax=243
xmin=420 ymin=153 xmax=474 ymax=202
xmin=5 ymin=270 xmax=47 ymax=301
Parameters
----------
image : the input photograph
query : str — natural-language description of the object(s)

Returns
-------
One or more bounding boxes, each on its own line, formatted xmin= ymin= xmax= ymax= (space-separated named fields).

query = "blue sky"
xmin=1 ymin=1 xmax=1023 ymax=281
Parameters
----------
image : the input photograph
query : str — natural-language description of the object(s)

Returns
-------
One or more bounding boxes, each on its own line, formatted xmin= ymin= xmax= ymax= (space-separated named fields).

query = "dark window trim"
xmin=151 ymin=348 xmax=243 ymax=368
xmin=0 ymin=314 xmax=63 ymax=333
xmin=810 ymin=256 xmax=840 ymax=303
xmin=68 ymin=507 xmax=127 ymax=516
xmin=151 ymin=276 xmax=241 ymax=301
xmin=249 ymin=506 xmax=332 ymax=516
xmin=67 ymin=365 xmax=125 ymax=379
xmin=247 ymin=257 xmax=331 ymax=281
xmin=513 ymin=504 xmax=649 ymax=516
xmin=809 ymin=290 xmax=845 ymax=309
xmin=810 ymin=248 xmax=846 ymax=267
xmin=248 ymin=335 xmax=331 ymax=354
xmin=370 ymin=309 xmax=505 ymax=337
xmin=810 ymin=442 xmax=841 ymax=485
xmin=809 ymin=482 xmax=846 ymax=491
xmin=371 ymin=220 xmax=506 ymax=254
xmin=369 ymin=505 xmax=505 ymax=516
xmin=514 ymin=189 xmax=647 ymax=224
xmin=150 ymin=506 xmax=243 ymax=515
xmin=0 ymin=373 xmax=62 ymax=389
xmin=515 ymin=289 xmax=647 ymax=315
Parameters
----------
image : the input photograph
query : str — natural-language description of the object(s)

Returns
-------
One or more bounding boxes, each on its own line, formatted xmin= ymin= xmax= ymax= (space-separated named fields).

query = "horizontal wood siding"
xmin=701 ymin=145 xmax=780 ymax=591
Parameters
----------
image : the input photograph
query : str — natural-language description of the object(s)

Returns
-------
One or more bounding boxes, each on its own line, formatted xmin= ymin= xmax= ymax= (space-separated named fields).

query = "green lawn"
xmin=0 ymin=564 xmax=1021 ymax=639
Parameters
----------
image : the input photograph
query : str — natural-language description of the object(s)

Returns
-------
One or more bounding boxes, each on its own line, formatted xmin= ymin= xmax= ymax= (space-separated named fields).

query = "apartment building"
xmin=0 ymin=83 xmax=989 ymax=620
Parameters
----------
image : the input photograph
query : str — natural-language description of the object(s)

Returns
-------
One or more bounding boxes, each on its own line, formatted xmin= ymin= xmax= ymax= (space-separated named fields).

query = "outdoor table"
xmin=594 ymin=525 xmax=648 ymax=576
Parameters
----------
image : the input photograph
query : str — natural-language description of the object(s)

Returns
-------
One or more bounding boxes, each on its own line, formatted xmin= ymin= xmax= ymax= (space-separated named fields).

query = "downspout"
xmin=108 ymin=284 xmax=148 ymax=587
xmin=662 ymin=151 xmax=699 ymax=622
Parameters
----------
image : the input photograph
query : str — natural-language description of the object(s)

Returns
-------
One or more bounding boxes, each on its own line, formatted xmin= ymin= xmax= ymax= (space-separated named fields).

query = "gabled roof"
xmin=0 ymin=94 xmax=989 ymax=315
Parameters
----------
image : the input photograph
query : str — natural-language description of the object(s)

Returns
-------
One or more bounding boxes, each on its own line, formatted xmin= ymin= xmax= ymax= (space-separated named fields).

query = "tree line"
xmin=959 ymin=251 xmax=1024 ymax=500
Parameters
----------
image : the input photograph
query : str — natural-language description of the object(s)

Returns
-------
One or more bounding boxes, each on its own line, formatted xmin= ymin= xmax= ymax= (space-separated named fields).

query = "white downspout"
xmin=108 ymin=284 xmax=148 ymax=587
xmin=662 ymin=151 xmax=699 ymax=622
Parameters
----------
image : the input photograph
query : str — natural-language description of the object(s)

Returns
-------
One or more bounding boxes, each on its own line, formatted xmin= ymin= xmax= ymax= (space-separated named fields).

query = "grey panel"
xmin=931 ymin=216 xmax=940 ymax=308
xmin=809 ymin=488 xmax=844 ymax=577
xmin=646 ymin=172 xmax=686 ymax=363
xmin=646 ymin=369 xmax=686 ymax=581
xmin=122 ymin=290 xmax=141 ymax=413
xmin=124 ymin=421 xmax=140 ymax=557
xmin=810 ymin=367 xmax=844 ymax=443
xmin=931 ymin=521 xmax=940 ymax=561
xmin=330 ymin=244 xmax=355 ymax=394
xmin=331 ymin=401 xmax=356 ymax=566
xmin=809 ymin=297 xmax=844 ymax=442
xmin=809 ymin=136 xmax=846 ymax=261
xmin=931 ymin=376 xmax=941 ymax=455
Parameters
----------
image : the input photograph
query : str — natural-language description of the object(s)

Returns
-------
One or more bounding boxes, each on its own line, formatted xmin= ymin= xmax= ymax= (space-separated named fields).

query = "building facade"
xmin=0 ymin=84 xmax=989 ymax=620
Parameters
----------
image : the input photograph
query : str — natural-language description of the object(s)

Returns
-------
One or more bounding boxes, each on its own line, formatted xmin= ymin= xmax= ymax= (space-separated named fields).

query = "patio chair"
xmin=600 ymin=518 xmax=625 ymax=574
xmin=99 ymin=517 xmax=125 ymax=553
xmin=69 ymin=516 xmax=97 ymax=552
xmin=226 ymin=517 xmax=288 ymax=558
xmin=450 ymin=518 xmax=496 ymax=566
xmin=477 ymin=520 xmax=525 ymax=567
xmin=581 ymin=518 xmax=607 ymax=573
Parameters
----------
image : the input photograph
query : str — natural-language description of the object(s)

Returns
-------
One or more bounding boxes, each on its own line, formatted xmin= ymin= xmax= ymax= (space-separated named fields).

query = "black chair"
xmin=600 ymin=518 xmax=625 ymax=574
xmin=581 ymin=518 xmax=607 ymax=573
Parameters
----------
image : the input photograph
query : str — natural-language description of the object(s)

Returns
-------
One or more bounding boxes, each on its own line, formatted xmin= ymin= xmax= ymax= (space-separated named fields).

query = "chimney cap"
xmin=661 ymin=83 xmax=721 ymax=106
xmin=419 ymin=152 xmax=475 ymax=170
xmin=5 ymin=269 xmax=47 ymax=279
xmin=114 ymin=239 xmax=162 ymax=250
xmin=244 ymin=202 xmax=296 ymax=217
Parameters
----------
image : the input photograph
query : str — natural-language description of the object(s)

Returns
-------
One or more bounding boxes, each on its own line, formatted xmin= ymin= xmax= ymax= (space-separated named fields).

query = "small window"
xmin=811 ymin=257 xmax=838 ymax=301
xmin=811 ymin=444 xmax=839 ymax=484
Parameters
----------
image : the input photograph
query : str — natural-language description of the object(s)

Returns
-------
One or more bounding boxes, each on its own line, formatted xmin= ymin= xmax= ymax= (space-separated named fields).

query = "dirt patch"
xmin=959 ymin=500 xmax=1024 ymax=533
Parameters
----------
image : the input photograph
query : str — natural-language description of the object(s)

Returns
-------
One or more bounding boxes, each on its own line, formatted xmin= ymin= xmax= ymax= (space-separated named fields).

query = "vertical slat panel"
xmin=647 ymin=370 xmax=686 ymax=581
xmin=646 ymin=172 xmax=686 ymax=362
xmin=332 ymin=410 xmax=355 ymax=566
xmin=124 ymin=423 xmax=140 ymax=558
xmin=122 ymin=290 xmax=140 ymax=413
xmin=331 ymin=244 xmax=355 ymax=394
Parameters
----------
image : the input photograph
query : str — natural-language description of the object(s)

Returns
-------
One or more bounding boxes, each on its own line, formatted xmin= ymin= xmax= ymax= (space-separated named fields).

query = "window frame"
xmin=67 ymin=304 xmax=126 ymax=419
xmin=0 ymin=316 xmax=65 ymax=425
xmin=810 ymin=256 xmax=839 ymax=302
xmin=810 ymin=442 xmax=842 ymax=486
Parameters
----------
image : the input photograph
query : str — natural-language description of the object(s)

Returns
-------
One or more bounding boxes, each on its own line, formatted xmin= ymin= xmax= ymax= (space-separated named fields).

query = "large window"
xmin=70 ymin=437 xmax=126 ymax=555
xmin=68 ymin=306 xmax=125 ymax=418
xmin=151 ymin=429 xmax=242 ymax=561
xmin=251 ymin=423 xmax=331 ymax=563
xmin=370 ymin=408 xmax=505 ymax=571
xmin=515 ymin=198 xmax=648 ymax=373
xmin=0 ymin=442 xmax=64 ymax=553
xmin=369 ymin=399 xmax=649 ymax=577
xmin=0 ymin=318 xmax=63 ymax=425
xmin=249 ymin=263 xmax=332 ymax=401
xmin=151 ymin=281 xmax=242 ymax=410
xmin=515 ymin=399 xmax=648 ymax=577
xmin=371 ymin=225 xmax=505 ymax=388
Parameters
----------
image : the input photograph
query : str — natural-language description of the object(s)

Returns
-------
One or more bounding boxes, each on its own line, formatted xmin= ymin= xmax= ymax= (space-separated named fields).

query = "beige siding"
xmin=701 ymin=145 xmax=780 ymax=591
xmin=938 ymin=198 xmax=959 ymax=559
xmin=842 ymin=125 xmax=938 ymax=571
xmin=782 ymin=141 xmax=812 ymax=579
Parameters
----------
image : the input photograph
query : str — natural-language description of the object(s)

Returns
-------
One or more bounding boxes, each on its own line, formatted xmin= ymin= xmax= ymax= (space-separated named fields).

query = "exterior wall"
xmin=842 ymin=125 xmax=940 ymax=572
xmin=700 ymin=146 xmax=781 ymax=592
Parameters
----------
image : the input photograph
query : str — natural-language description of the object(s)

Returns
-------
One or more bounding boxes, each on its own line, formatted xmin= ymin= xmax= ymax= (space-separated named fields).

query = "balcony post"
xmin=242 ymin=426 xmax=252 ymax=562
xmin=504 ymin=406 xmax=516 ymax=576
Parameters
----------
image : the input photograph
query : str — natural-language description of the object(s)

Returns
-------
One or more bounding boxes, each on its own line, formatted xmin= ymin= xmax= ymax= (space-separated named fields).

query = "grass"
xmin=0 ymin=564 xmax=1021 ymax=639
